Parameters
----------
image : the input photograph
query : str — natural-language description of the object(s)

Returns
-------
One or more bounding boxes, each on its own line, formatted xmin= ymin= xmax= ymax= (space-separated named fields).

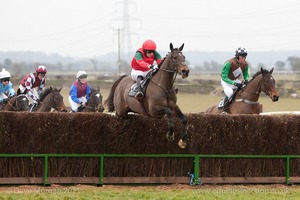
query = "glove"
xmin=36 ymin=99 xmax=41 ymax=104
xmin=150 ymin=64 xmax=159 ymax=71
xmin=234 ymin=82 xmax=243 ymax=89
xmin=79 ymin=102 xmax=85 ymax=107
xmin=10 ymin=94 xmax=16 ymax=98
xmin=244 ymin=80 xmax=249 ymax=85
xmin=2 ymin=98 xmax=8 ymax=103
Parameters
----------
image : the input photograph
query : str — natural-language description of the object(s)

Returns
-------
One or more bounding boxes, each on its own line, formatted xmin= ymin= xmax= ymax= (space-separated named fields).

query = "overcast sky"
xmin=0 ymin=0 xmax=300 ymax=58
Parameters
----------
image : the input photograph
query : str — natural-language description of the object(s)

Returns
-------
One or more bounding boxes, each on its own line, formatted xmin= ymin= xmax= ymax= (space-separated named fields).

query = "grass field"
xmin=1 ymin=184 xmax=300 ymax=199
xmin=58 ymin=87 xmax=300 ymax=113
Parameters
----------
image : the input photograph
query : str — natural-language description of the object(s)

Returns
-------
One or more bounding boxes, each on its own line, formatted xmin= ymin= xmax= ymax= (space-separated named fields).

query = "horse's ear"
xmin=50 ymin=86 xmax=53 ymax=91
xmin=97 ymin=86 xmax=100 ymax=91
xmin=58 ymin=87 xmax=62 ymax=92
xmin=169 ymin=43 xmax=174 ymax=51
xmin=179 ymin=43 xmax=184 ymax=51
xmin=260 ymin=67 xmax=264 ymax=75
xmin=270 ymin=67 xmax=274 ymax=74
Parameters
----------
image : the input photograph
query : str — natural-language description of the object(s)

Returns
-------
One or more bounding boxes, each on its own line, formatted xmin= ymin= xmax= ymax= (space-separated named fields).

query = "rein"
xmin=150 ymin=52 xmax=181 ymax=95
xmin=237 ymin=75 xmax=273 ymax=104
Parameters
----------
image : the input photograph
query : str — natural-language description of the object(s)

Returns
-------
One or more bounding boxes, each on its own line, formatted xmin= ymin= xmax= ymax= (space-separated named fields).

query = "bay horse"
xmin=78 ymin=87 xmax=104 ymax=112
xmin=0 ymin=94 xmax=29 ymax=111
xmin=206 ymin=67 xmax=279 ymax=114
xmin=31 ymin=86 xmax=67 ymax=112
xmin=104 ymin=43 xmax=190 ymax=148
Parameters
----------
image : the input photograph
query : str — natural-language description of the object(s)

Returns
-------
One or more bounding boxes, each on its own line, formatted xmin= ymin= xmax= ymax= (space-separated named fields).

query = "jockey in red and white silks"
xmin=19 ymin=65 xmax=47 ymax=104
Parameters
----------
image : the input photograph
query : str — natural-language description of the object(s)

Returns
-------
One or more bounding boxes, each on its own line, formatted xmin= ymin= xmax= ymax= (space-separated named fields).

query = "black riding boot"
xmin=221 ymin=96 xmax=229 ymax=114
xmin=135 ymin=76 xmax=144 ymax=100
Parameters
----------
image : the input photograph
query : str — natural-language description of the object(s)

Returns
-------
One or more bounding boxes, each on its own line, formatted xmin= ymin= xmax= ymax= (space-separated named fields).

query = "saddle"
xmin=128 ymin=71 xmax=154 ymax=98
xmin=217 ymin=88 xmax=238 ymax=109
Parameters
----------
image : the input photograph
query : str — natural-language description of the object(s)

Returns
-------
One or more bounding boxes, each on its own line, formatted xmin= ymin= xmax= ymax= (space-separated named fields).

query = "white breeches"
xmin=68 ymin=96 xmax=87 ymax=112
xmin=131 ymin=69 xmax=151 ymax=81
xmin=221 ymin=79 xmax=241 ymax=98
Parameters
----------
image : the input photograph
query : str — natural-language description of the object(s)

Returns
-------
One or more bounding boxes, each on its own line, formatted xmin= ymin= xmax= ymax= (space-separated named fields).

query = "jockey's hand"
xmin=2 ymin=98 xmax=8 ymax=103
xmin=150 ymin=64 xmax=159 ymax=71
xmin=80 ymin=102 xmax=85 ymax=107
xmin=234 ymin=82 xmax=243 ymax=89
xmin=244 ymin=80 xmax=249 ymax=85
xmin=10 ymin=94 xmax=16 ymax=98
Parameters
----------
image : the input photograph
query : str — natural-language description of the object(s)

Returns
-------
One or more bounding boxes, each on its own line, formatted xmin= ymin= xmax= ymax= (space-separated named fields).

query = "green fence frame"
xmin=0 ymin=154 xmax=299 ymax=185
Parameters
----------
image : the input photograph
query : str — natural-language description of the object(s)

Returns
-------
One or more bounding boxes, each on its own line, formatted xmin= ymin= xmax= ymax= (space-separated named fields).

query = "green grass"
xmin=58 ymin=87 xmax=300 ymax=113
xmin=1 ymin=185 xmax=300 ymax=199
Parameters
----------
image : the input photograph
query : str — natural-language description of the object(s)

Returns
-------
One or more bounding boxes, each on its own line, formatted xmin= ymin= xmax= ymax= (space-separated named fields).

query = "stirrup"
xmin=134 ymin=91 xmax=144 ymax=100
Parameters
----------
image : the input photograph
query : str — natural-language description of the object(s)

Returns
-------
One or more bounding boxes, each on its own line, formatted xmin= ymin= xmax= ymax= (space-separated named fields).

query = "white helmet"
xmin=76 ymin=70 xmax=87 ymax=79
xmin=0 ymin=68 xmax=11 ymax=80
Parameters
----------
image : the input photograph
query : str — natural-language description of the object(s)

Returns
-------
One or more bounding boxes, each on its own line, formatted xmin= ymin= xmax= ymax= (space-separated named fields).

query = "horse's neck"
xmin=153 ymin=59 xmax=176 ymax=89
xmin=239 ymin=75 xmax=262 ymax=101
xmin=37 ymin=94 xmax=52 ymax=112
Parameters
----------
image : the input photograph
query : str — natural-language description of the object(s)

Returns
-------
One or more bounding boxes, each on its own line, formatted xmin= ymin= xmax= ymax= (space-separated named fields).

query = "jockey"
xmin=0 ymin=68 xmax=16 ymax=104
xmin=69 ymin=70 xmax=91 ymax=112
xmin=220 ymin=47 xmax=250 ymax=114
xmin=19 ymin=65 xmax=47 ymax=106
xmin=131 ymin=39 xmax=163 ymax=99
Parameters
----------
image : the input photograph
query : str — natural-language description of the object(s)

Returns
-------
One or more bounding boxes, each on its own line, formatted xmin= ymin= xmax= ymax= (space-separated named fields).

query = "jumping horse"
xmin=31 ymin=86 xmax=67 ymax=112
xmin=0 ymin=94 xmax=29 ymax=111
xmin=78 ymin=87 xmax=104 ymax=112
xmin=105 ymin=43 xmax=190 ymax=148
xmin=206 ymin=67 xmax=279 ymax=114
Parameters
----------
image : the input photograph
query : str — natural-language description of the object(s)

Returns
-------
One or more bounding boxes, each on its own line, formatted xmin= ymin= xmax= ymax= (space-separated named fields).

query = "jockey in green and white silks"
xmin=220 ymin=47 xmax=250 ymax=113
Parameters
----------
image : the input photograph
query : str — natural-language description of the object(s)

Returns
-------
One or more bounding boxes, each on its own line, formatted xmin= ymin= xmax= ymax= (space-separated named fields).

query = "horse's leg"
xmin=174 ymin=105 xmax=187 ymax=149
xmin=165 ymin=107 xmax=175 ymax=141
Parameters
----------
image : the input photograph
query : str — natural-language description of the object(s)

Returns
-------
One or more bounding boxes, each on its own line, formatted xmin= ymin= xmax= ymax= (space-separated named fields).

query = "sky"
xmin=1 ymin=0 xmax=300 ymax=59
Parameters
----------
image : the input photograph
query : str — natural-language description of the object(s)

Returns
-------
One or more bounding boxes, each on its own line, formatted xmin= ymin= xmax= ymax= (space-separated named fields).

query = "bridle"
xmin=151 ymin=49 xmax=186 ymax=94
xmin=237 ymin=73 xmax=274 ymax=104
xmin=39 ymin=91 xmax=65 ymax=112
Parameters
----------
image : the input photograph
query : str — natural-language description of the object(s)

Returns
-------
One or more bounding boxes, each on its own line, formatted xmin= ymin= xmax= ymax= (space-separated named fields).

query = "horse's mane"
xmin=250 ymin=69 xmax=270 ymax=82
xmin=39 ymin=86 xmax=60 ymax=101
xmin=158 ymin=50 xmax=174 ymax=67
xmin=39 ymin=87 xmax=51 ymax=101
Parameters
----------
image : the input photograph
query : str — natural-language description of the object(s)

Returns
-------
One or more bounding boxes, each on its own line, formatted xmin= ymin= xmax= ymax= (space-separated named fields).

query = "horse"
xmin=0 ymin=94 xmax=29 ymax=111
xmin=206 ymin=67 xmax=279 ymax=114
xmin=31 ymin=86 xmax=67 ymax=112
xmin=104 ymin=43 xmax=190 ymax=148
xmin=77 ymin=87 xmax=104 ymax=112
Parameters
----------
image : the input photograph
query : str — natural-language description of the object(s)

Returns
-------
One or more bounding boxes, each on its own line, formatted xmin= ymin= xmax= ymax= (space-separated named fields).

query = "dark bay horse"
xmin=31 ymin=86 xmax=67 ymax=112
xmin=105 ymin=43 xmax=190 ymax=148
xmin=78 ymin=87 xmax=104 ymax=112
xmin=0 ymin=94 xmax=29 ymax=111
xmin=206 ymin=67 xmax=279 ymax=114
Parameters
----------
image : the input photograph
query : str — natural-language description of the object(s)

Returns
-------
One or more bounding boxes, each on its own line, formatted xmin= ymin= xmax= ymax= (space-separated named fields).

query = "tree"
xmin=287 ymin=56 xmax=300 ymax=71
xmin=274 ymin=61 xmax=285 ymax=71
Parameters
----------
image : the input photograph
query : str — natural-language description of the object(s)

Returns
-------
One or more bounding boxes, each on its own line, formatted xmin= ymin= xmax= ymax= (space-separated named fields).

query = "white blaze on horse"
xmin=105 ymin=43 xmax=190 ymax=148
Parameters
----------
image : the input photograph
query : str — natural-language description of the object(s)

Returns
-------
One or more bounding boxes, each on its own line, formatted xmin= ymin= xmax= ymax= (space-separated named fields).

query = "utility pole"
xmin=113 ymin=27 xmax=124 ymax=76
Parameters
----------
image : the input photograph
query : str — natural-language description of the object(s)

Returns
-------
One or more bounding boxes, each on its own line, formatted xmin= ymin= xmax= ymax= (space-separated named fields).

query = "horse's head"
xmin=168 ymin=43 xmax=190 ymax=78
xmin=260 ymin=67 xmax=279 ymax=102
xmin=15 ymin=94 xmax=29 ymax=111
xmin=88 ymin=87 xmax=104 ymax=112
xmin=48 ymin=86 xmax=67 ymax=111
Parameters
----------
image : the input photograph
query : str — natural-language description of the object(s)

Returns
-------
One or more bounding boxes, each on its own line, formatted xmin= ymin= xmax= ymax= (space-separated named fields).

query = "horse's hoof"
xmin=166 ymin=132 xmax=174 ymax=141
xmin=178 ymin=139 xmax=187 ymax=149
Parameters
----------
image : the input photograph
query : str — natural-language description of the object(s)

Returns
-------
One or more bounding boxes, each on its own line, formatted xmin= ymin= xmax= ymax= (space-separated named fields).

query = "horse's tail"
xmin=104 ymin=75 xmax=127 ymax=112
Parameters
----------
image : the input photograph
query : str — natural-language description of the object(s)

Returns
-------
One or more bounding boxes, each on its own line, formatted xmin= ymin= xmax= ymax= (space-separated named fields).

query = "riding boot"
xmin=221 ymin=96 xmax=229 ymax=114
xmin=134 ymin=76 xmax=144 ymax=100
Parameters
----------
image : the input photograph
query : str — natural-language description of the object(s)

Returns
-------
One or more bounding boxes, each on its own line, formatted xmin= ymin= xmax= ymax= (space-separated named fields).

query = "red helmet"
xmin=142 ymin=40 xmax=157 ymax=51
xmin=36 ymin=65 xmax=47 ymax=74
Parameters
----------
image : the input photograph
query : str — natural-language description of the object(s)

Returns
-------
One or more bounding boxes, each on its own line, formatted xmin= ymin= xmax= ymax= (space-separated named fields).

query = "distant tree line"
xmin=1 ymin=56 xmax=300 ymax=77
